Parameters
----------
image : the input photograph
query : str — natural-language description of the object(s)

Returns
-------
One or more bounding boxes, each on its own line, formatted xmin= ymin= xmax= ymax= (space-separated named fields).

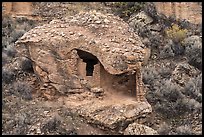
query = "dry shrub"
xmin=12 ymin=82 xmax=33 ymax=100
xmin=166 ymin=24 xmax=188 ymax=43
xmin=2 ymin=69 xmax=15 ymax=84
xmin=175 ymin=125 xmax=195 ymax=135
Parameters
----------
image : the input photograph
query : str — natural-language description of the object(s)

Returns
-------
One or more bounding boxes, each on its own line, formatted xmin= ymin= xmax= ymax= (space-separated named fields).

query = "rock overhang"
xmin=15 ymin=10 xmax=146 ymax=75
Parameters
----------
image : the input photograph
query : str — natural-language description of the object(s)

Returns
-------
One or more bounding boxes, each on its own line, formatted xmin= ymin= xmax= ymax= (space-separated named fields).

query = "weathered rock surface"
xmin=154 ymin=2 xmax=202 ymax=24
xmin=124 ymin=122 xmax=158 ymax=135
xmin=62 ymin=92 xmax=152 ymax=132
xmin=15 ymin=10 xmax=147 ymax=95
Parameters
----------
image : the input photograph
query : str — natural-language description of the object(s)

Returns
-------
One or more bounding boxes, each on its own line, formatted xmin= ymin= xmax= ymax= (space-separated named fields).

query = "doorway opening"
xmin=76 ymin=49 xmax=98 ymax=76
xmin=84 ymin=59 xmax=98 ymax=76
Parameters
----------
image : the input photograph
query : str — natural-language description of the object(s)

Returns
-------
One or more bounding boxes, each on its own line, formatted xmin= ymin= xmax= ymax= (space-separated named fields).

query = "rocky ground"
xmin=2 ymin=2 xmax=202 ymax=135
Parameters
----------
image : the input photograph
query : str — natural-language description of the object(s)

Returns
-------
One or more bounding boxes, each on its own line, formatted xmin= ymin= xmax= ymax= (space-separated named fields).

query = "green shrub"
xmin=166 ymin=24 xmax=188 ymax=44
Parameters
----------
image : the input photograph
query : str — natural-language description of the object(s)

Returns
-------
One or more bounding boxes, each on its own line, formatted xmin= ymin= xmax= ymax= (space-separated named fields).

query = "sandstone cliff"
xmin=3 ymin=2 xmax=202 ymax=24
xmin=154 ymin=2 xmax=202 ymax=24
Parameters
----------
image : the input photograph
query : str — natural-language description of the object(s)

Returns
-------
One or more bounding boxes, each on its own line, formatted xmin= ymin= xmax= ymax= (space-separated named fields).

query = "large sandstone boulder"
xmin=15 ymin=10 xmax=153 ymax=134
xmin=15 ymin=10 xmax=147 ymax=95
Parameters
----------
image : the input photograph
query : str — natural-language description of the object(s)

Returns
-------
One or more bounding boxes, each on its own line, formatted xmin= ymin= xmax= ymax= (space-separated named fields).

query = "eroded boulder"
xmin=124 ymin=122 xmax=158 ymax=135
xmin=15 ymin=10 xmax=147 ymax=95
xmin=171 ymin=62 xmax=201 ymax=87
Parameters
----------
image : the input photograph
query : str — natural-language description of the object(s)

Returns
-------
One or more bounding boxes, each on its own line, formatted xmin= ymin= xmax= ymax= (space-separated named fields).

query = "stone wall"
xmin=100 ymin=64 xmax=136 ymax=97
xmin=154 ymin=2 xmax=202 ymax=24
xmin=77 ymin=58 xmax=101 ymax=87
xmin=76 ymin=50 xmax=136 ymax=96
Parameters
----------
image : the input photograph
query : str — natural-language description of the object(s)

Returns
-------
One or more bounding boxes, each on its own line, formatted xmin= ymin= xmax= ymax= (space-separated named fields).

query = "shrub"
xmin=153 ymin=80 xmax=187 ymax=118
xmin=111 ymin=2 xmax=145 ymax=21
xmin=175 ymin=125 xmax=195 ymax=135
xmin=20 ymin=57 xmax=34 ymax=72
xmin=143 ymin=2 xmax=158 ymax=23
xmin=153 ymin=78 xmax=202 ymax=119
xmin=178 ymin=19 xmax=191 ymax=30
xmin=2 ymin=52 xmax=8 ymax=66
xmin=2 ymin=69 xmax=15 ymax=84
xmin=184 ymin=75 xmax=202 ymax=103
xmin=159 ymin=80 xmax=183 ymax=102
xmin=12 ymin=82 xmax=33 ymax=100
xmin=4 ymin=44 xmax=17 ymax=58
xmin=41 ymin=116 xmax=61 ymax=134
xmin=166 ymin=24 xmax=188 ymax=44
xmin=157 ymin=122 xmax=171 ymax=135
xmin=16 ymin=17 xmax=30 ymax=24
xmin=2 ymin=15 xmax=15 ymax=32
xmin=2 ymin=37 xmax=10 ymax=49
xmin=14 ymin=113 xmax=30 ymax=135
xmin=11 ymin=29 xmax=26 ymax=43
xmin=159 ymin=42 xmax=175 ymax=59
xmin=158 ymin=67 xmax=172 ymax=79
xmin=149 ymin=33 xmax=164 ymax=50
xmin=175 ymin=97 xmax=201 ymax=116
xmin=2 ymin=14 xmax=37 ymax=50
xmin=2 ymin=15 xmax=16 ymax=49
xmin=165 ymin=24 xmax=188 ymax=56
xmin=142 ymin=66 xmax=159 ymax=86
xmin=171 ymin=42 xmax=185 ymax=56
xmin=155 ymin=92 xmax=201 ymax=119
xmin=183 ymin=36 xmax=202 ymax=70
xmin=137 ymin=26 xmax=151 ymax=38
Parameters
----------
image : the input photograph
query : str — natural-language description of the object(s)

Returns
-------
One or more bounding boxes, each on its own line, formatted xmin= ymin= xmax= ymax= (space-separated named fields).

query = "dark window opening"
xmin=76 ymin=49 xmax=98 ymax=76
xmin=84 ymin=59 xmax=98 ymax=76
